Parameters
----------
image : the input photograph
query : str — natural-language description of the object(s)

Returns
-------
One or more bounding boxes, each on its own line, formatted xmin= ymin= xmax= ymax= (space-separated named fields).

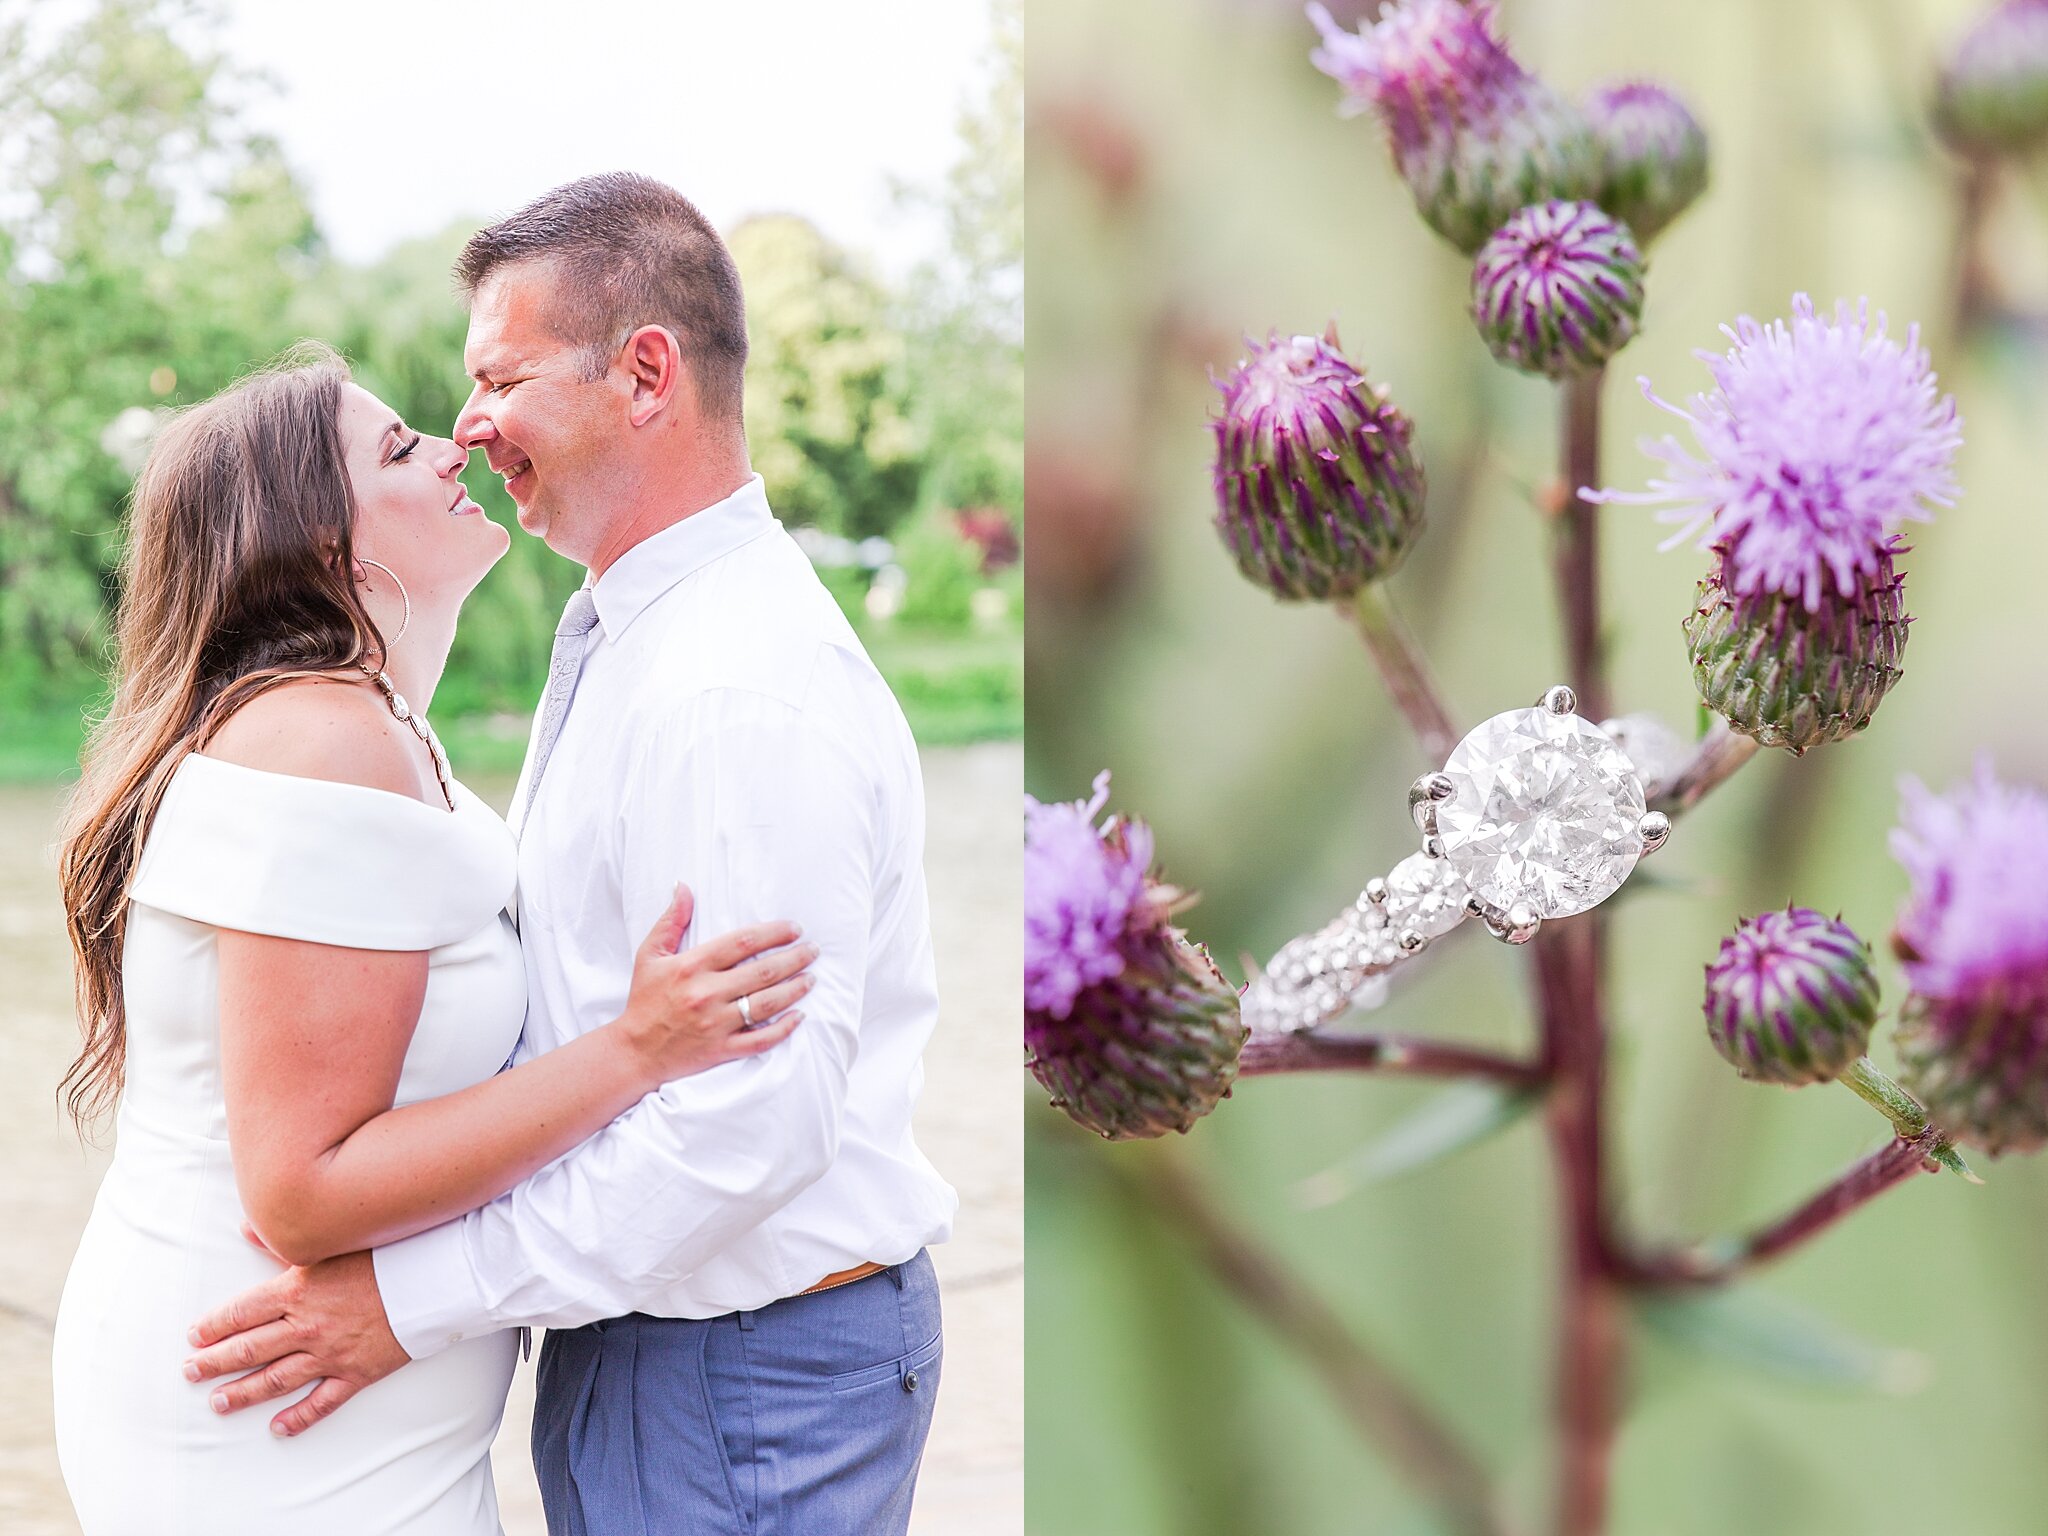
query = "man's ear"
xmin=622 ymin=325 xmax=687 ymax=427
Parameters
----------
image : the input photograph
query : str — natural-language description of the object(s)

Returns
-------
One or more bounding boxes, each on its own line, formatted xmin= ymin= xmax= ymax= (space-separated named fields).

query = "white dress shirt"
xmin=374 ymin=474 xmax=958 ymax=1356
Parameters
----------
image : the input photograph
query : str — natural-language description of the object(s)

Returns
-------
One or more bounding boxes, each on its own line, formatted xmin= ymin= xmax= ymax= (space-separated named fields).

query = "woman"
xmin=50 ymin=344 xmax=812 ymax=1534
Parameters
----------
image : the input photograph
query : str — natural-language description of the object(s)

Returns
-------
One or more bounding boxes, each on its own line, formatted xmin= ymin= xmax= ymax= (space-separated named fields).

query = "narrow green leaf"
xmin=1293 ymin=1081 xmax=1539 ymax=1209
xmin=1635 ymin=1286 xmax=1928 ymax=1395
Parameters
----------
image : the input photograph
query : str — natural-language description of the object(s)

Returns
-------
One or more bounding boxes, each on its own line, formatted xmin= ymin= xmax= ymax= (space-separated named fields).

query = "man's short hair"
xmin=456 ymin=172 xmax=749 ymax=420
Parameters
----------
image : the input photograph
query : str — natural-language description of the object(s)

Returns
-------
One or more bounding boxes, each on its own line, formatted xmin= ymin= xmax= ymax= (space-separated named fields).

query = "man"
xmin=185 ymin=172 xmax=959 ymax=1533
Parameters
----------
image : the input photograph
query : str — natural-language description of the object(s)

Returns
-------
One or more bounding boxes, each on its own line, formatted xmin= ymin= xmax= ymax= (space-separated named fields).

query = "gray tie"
xmin=521 ymin=585 xmax=601 ymax=826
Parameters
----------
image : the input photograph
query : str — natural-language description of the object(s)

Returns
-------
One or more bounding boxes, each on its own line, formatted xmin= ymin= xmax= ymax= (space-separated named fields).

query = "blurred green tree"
xmin=0 ymin=0 xmax=1017 ymax=748
xmin=898 ymin=0 xmax=1023 ymax=519
xmin=731 ymin=213 xmax=927 ymax=540
xmin=0 ymin=0 xmax=319 ymax=710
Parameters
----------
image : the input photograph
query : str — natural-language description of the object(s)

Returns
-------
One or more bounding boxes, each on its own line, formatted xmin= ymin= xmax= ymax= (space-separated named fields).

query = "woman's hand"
xmin=617 ymin=884 xmax=816 ymax=1082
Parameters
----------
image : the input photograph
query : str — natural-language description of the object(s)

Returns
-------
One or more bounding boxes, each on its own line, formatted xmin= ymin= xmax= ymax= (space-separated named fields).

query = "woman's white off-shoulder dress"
xmin=53 ymin=753 xmax=528 ymax=1535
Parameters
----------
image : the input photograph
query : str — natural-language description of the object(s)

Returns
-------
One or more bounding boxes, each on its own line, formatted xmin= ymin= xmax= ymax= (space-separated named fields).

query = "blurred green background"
xmin=1025 ymin=1 xmax=2048 ymax=1532
xmin=0 ymin=0 xmax=1021 ymax=780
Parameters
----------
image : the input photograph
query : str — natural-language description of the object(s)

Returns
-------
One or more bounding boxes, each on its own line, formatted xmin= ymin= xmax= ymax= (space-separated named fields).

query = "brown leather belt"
xmin=798 ymin=1260 xmax=888 ymax=1296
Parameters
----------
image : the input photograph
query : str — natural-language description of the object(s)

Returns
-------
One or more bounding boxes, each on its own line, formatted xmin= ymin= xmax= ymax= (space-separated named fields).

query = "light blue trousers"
xmin=531 ymin=1250 xmax=942 ymax=1535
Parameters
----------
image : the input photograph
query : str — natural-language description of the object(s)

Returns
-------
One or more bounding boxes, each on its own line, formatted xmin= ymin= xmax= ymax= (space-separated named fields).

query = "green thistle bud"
xmin=1309 ymin=0 xmax=1600 ymax=254
xmin=1933 ymin=0 xmax=2048 ymax=159
xmin=1894 ymin=990 xmax=2048 ymax=1155
xmin=1682 ymin=547 xmax=1910 ymax=754
xmin=1704 ymin=907 xmax=1880 ymax=1086
xmin=1027 ymin=920 xmax=1245 ymax=1142
xmin=1211 ymin=329 xmax=1427 ymax=602
xmin=1470 ymin=201 xmax=1645 ymax=380
xmin=1889 ymin=763 xmax=2048 ymax=1155
xmin=1582 ymin=81 xmax=1710 ymax=246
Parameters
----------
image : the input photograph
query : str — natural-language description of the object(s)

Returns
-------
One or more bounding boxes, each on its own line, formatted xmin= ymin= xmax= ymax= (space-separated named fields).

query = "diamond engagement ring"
xmin=1242 ymin=685 xmax=1672 ymax=1036
xmin=738 ymin=993 xmax=755 ymax=1029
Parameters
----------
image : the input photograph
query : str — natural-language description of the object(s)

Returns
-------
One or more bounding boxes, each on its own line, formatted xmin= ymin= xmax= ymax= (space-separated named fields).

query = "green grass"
xmin=863 ymin=621 xmax=1023 ymax=745
xmin=3 ymin=624 xmax=1020 ymax=786
xmin=0 ymin=710 xmax=87 ymax=785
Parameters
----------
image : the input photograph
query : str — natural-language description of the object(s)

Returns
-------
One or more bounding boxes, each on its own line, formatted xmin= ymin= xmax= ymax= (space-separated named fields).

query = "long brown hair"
xmin=56 ymin=342 xmax=388 ymax=1131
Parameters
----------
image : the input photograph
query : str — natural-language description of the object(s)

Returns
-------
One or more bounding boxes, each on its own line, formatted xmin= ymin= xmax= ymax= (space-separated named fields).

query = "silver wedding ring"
xmin=738 ymin=993 xmax=754 ymax=1029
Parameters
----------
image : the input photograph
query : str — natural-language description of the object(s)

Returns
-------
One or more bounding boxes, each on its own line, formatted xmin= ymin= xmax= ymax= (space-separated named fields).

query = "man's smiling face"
xmin=454 ymin=261 xmax=623 ymax=561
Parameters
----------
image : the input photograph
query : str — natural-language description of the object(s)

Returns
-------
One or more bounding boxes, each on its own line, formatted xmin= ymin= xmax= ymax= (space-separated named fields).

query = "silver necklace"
xmin=357 ymin=663 xmax=454 ymax=811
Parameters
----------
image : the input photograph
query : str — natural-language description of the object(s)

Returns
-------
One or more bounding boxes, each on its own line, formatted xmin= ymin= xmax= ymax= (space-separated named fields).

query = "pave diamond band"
xmin=1242 ymin=686 xmax=1671 ymax=1037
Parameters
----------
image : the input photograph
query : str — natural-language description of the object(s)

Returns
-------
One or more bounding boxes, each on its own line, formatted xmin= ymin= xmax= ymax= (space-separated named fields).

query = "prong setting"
xmin=1471 ymin=895 xmax=1543 ymax=946
xmin=1541 ymin=684 xmax=1577 ymax=716
xmin=1638 ymin=810 xmax=1671 ymax=855
xmin=1409 ymin=771 xmax=1454 ymax=839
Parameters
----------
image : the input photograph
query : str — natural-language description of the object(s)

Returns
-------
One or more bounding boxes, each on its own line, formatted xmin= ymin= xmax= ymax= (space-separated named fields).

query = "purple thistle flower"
xmin=1582 ymin=80 xmax=1710 ymax=246
xmin=1888 ymin=761 xmax=2048 ymax=1152
xmin=1891 ymin=762 xmax=2048 ymax=1005
xmin=1211 ymin=329 xmax=1426 ymax=601
xmin=1934 ymin=0 xmax=2048 ymax=158
xmin=1591 ymin=295 xmax=1961 ymax=611
xmin=1025 ymin=772 xmax=1152 ymax=1019
xmin=1024 ymin=774 xmax=1246 ymax=1140
xmin=1891 ymin=762 xmax=2048 ymax=1153
xmin=1470 ymin=200 xmax=1645 ymax=380
xmin=1703 ymin=907 xmax=1879 ymax=1086
xmin=1307 ymin=0 xmax=1597 ymax=253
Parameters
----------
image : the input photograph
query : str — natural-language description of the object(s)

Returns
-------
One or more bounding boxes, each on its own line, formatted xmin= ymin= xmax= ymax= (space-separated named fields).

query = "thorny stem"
xmin=1124 ymin=1148 xmax=1518 ymax=1536
xmin=1648 ymin=720 xmax=1761 ymax=817
xmin=1839 ymin=1056 xmax=1977 ymax=1180
xmin=1349 ymin=583 xmax=1461 ymax=766
xmin=1541 ymin=369 xmax=1623 ymax=1536
xmin=1616 ymin=1127 xmax=1945 ymax=1289
xmin=1839 ymin=1054 xmax=1930 ymax=1135
xmin=1240 ymin=1029 xmax=1546 ymax=1087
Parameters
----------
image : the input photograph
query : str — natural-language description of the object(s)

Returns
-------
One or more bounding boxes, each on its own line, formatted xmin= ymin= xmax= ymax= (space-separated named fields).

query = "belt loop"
xmin=737 ymin=1308 xmax=755 ymax=1332
xmin=887 ymin=1263 xmax=905 ymax=1291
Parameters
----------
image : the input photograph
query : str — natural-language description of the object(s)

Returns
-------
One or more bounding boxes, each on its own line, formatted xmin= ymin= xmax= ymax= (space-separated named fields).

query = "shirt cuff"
xmin=372 ymin=1217 xmax=493 ymax=1361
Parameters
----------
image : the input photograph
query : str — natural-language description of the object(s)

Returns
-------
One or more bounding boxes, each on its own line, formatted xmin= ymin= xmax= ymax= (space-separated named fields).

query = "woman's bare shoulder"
xmin=200 ymin=675 xmax=425 ymax=801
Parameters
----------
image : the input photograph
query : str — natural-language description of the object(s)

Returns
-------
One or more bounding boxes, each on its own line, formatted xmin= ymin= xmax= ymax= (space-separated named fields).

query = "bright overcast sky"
xmin=205 ymin=0 xmax=994 ymax=272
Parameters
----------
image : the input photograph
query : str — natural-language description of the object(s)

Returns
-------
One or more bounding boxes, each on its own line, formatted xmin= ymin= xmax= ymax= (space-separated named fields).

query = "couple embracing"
xmin=50 ymin=172 xmax=957 ymax=1535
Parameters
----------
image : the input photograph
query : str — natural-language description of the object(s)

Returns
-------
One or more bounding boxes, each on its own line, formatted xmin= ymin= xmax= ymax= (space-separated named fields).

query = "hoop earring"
xmin=355 ymin=557 xmax=411 ymax=645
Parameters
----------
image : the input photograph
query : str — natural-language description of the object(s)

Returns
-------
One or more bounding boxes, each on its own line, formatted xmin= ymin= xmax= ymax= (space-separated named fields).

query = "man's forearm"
xmin=376 ymin=1040 xmax=848 ymax=1350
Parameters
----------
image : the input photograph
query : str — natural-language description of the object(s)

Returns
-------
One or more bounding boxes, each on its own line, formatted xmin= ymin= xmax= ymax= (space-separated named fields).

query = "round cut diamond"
xmin=1386 ymin=851 xmax=1468 ymax=937
xmin=1434 ymin=706 xmax=1647 ymax=919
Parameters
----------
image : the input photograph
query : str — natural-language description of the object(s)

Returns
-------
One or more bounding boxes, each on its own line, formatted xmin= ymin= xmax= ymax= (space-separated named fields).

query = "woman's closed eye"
xmin=389 ymin=432 xmax=423 ymax=464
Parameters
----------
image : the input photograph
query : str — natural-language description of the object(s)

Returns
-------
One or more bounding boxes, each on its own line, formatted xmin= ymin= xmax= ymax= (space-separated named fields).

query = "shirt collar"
xmin=586 ymin=474 xmax=775 ymax=639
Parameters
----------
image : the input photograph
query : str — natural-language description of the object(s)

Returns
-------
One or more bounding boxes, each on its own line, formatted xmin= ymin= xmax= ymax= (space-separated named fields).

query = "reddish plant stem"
xmin=1554 ymin=372 xmax=1609 ymax=725
xmin=1950 ymin=154 xmax=1997 ymax=344
xmin=1648 ymin=720 xmax=1760 ymax=817
xmin=1240 ymin=1030 xmax=1546 ymax=1087
xmin=1125 ymin=1149 xmax=1517 ymax=1536
xmin=1349 ymin=584 xmax=1460 ymax=766
xmin=1615 ymin=1128 xmax=1944 ymax=1289
xmin=1532 ymin=920 xmax=1623 ymax=1536
xmin=1541 ymin=370 xmax=1623 ymax=1536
